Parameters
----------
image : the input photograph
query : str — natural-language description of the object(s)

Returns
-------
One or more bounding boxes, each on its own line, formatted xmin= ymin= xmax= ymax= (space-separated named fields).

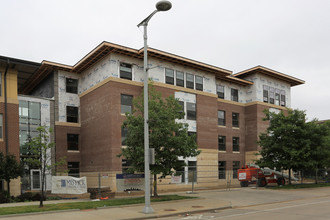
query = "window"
xmin=66 ymin=78 xmax=78 ymax=94
xmin=232 ymin=113 xmax=239 ymax=128
xmin=178 ymin=101 xmax=184 ymax=115
xmin=186 ymin=73 xmax=194 ymax=89
xmin=233 ymin=137 xmax=240 ymax=152
xmin=269 ymin=87 xmax=275 ymax=104
xmin=176 ymin=71 xmax=184 ymax=87
xmin=67 ymin=106 xmax=79 ymax=123
xmin=195 ymin=75 xmax=203 ymax=91
xmin=231 ymin=89 xmax=238 ymax=102
xmin=165 ymin=68 xmax=174 ymax=85
xmin=233 ymin=161 xmax=240 ymax=179
xmin=218 ymin=135 xmax=226 ymax=151
xmin=217 ymin=85 xmax=224 ymax=99
xmin=186 ymin=102 xmax=196 ymax=120
xmin=120 ymin=63 xmax=132 ymax=80
xmin=218 ymin=110 xmax=225 ymax=126
xmin=188 ymin=161 xmax=197 ymax=183
xmin=188 ymin=131 xmax=197 ymax=143
xmin=121 ymin=127 xmax=129 ymax=146
xmin=67 ymin=134 xmax=79 ymax=151
xmin=275 ymin=89 xmax=280 ymax=105
xmin=263 ymin=85 xmax=269 ymax=103
xmin=280 ymin=90 xmax=286 ymax=107
xmin=121 ymin=94 xmax=133 ymax=114
xmin=218 ymin=161 xmax=226 ymax=179
xmin=68 ymin=162 xmax=80 ymax=178
xmin=0 ymin=114 xmax=2 ymax=139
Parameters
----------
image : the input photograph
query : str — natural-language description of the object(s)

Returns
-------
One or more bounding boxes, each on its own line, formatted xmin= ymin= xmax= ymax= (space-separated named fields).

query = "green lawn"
xmin=0 ymin=195 xmax=194 ymax=216
xmin=269 ymin=182 xmax=330 ymax=190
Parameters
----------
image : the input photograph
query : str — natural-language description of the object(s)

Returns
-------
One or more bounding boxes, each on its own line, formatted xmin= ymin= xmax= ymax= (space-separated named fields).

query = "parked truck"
xmin=237 ymin=164 xmax=298 ymax=187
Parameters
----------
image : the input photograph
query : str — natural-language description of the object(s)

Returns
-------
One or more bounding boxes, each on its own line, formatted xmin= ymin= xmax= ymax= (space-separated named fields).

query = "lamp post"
xmin=137 ymin=1 xmax=172 ymax=214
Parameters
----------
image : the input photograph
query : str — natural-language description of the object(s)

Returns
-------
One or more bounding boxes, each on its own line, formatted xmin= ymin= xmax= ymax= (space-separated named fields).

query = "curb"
xmin=0 ymin=209 xmax=81 ymax=218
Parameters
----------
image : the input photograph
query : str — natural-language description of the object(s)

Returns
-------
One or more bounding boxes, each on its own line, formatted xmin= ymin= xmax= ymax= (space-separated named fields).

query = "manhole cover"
xmin=192 ymin=206 xmax=204 ymax=208
xmin=164 ymin=209 xmax=177 ymax=211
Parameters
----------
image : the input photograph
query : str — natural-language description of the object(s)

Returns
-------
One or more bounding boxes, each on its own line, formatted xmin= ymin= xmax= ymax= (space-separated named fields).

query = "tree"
xmin=25 ymin=126 xmax=65 ymax=208
xmin=306 ymin=120 xmax=330 ymax=183
xmin=257 ymin=109 xmax=310 ymax=184
xmin=119 ymin=84 xmax=200 ymax=196
xmin=0 ymin=152 xmax=23 ymax=196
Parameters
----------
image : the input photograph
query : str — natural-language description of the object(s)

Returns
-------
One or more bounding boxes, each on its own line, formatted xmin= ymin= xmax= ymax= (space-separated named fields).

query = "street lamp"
xmin=137 ymin=0 xmax=172 ymax=214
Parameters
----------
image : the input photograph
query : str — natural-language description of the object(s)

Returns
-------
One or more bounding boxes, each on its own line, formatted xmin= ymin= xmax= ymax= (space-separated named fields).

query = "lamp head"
xmin=156 ymin=1 xmax=172 ymax=11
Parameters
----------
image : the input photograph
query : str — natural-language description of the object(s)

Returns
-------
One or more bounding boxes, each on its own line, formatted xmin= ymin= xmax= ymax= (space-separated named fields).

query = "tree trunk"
xmin=153 ymin=174 xmax=158 ymax=197
xmin=315 ymin=168 xmax=318 ymax=184
xmin=6 ymin=181 xmax=10 ymax=196
xmin=288 ymin=169 xmax=292 ymax=185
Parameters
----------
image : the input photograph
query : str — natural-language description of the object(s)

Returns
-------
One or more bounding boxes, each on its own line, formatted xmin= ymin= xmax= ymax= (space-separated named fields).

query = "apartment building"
xmin=1 ymin=41 xmax=304 ymax=194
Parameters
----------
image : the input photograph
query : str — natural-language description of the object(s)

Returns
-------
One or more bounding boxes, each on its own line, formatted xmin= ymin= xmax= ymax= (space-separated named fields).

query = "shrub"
xmin=0 ymin=191 xmax=10 ymax=203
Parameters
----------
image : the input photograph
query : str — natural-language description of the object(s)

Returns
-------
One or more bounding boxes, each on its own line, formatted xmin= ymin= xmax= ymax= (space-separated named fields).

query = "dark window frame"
xmin=165 ymin=68 xmax=174 ymax=85
xmin=218 ymin=110 xmax=226 ymax=126
xmin=176 ymin=71 xmax=184 ymax=87
xmin=66 ymin=106 xmax=79 ymax=123
xmin=120 ymin=63 xmax=132 ymax=80
xmin=68 ymin=162 xmax=80 ymax=178
xmin=218 ymin=135 xmax=226 ymax=151
xmin=233 ymin=161 xmax=240 ymax=179
xmin=217 ymin=85 xmax=224 ymax=99
xmin=121 ymin=94 xmax=133 ymax=114
xmin=186 ymin=102 xmax=196 ymax=120
xmin=233 ymin=137 xmax=240 ymax=152
xmin=232 ymin=112 xmax=239 ymax=128
xmin=195 ymin=75 xmax=203 ymax=91
xmin=67 ymin=134 xmax=79 ymax=151
xmin=218 ymin=161 xmax=226 ymax=179
xmin=263 ymin=85 xmax=269 ymax=103
xmin=66 ymin=78 xmax=78 ymax=94
xmin=121 ymin=127 xmax=129 ymax=146
xmin=231 ymin=88 xmax=238 ymax=102
xmin=186 ymin=73 xmax=194 ymax=89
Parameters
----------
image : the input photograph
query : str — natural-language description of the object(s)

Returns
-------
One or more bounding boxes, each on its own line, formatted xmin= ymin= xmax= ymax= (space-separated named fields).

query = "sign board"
xmin=171 ymin=175 xmax=182 ymax=184
xmin=51 ymin=176 xmax=87 ymax=194
xmin=238 ymin=172 xmax=246 ymax=180
xmin=116 ymin=174 xmax=145 ymax=192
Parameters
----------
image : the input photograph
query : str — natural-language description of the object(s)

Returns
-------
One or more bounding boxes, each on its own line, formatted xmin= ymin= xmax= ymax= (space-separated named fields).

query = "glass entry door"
xmin=30 ymin=169 xmax=41 ymax=190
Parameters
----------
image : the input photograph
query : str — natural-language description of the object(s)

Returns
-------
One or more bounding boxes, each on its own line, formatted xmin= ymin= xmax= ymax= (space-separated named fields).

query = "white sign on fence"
xmin=51 ymin=176 xmax=87 ymax=194
xmin=171 ymin=175 xmax=182 ymax=184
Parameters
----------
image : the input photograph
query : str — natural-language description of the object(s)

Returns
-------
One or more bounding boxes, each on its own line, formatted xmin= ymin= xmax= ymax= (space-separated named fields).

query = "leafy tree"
xmin=257 ymin=109 xmax=310 ymax=184
xmin=25 ymin=126 xmax=66 ymax=207
xmin=306 ymin=120 xmax=330 ymax=183
xmin=0 ymin=152 xmax=23 ymax=196
xmin=119 ymin=84 xmax=200 ymax=196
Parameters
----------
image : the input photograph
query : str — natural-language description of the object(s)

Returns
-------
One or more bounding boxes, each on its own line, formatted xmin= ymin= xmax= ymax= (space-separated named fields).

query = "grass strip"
xmin=0 ymin=195 xmax=194 ymax=216
xmin=269 ymin=182 xmax=330 ymax=190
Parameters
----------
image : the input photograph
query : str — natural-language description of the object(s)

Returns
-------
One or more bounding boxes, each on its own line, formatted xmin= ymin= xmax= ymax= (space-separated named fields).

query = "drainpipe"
xmin=4 ymin=59 xmax=9 ymax=155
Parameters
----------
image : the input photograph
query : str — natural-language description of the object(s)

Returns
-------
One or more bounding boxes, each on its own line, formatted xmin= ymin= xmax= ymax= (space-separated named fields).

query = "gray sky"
xmin=1 ymin=0 xmax=330 ymax=120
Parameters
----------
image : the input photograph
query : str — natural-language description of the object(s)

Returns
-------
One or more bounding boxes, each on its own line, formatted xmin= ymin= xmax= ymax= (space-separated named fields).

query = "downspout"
xmin=4 ymin=59 xmax=9 ymax=155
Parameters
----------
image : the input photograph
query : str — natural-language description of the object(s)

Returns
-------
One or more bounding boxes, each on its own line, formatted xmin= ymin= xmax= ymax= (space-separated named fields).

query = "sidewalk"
xmin=0 ymin=189 xmax=233 ymax=219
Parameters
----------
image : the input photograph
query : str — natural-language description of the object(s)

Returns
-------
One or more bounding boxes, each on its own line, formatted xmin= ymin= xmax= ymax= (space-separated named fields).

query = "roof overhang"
xmin=233 ymin=65 xmax=305 ymax=87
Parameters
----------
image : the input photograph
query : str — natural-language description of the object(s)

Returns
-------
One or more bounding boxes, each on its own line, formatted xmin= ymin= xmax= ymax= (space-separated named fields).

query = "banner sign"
xmin=171 ymin=175 xmax=182 ymax=184
xmin=116 ymin=174 xmax=145 ymax=192
xmin=51 ymin=176 xmax=87 ymax=194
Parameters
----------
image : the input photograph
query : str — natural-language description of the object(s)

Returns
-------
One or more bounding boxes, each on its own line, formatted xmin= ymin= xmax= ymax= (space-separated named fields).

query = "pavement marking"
xmin=214 ymin=199 xmax=330 ymax=219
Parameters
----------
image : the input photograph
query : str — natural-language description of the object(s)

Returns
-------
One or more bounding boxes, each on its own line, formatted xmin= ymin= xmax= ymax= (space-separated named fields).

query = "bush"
xmin=16 ymin=192 xmax=42 ymax=202
xmin=0 ymin=191 xmax=10 ymax=203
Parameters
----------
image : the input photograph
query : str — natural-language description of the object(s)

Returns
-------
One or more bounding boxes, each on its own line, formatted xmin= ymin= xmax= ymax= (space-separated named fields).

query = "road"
xmin=158 ymin=188 xmax=330 ymax=220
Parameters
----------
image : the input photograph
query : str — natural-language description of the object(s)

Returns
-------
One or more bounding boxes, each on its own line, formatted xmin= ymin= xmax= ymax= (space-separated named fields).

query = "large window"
xmin=233 ymin=137 xmax=240 ymax=152
xmin=195 ymin=75 xmax=203 ymax=91
xmin=67 ymin=106 xmax=79 ymax=123
xmin=67 ymin=134 xmax=79 ymax=151
xmin=121 ymin=94 xmax=133 ymax=114
xmin=68 ymin=162 xmax=80 ymax=178
xmin=176 ymin=71 xmax=184 ymax=87
xmin=165 ymin=68 xmax=174 ymax=85
xmin=218 ymin=110 xmax=225 ymax=126
xmin=217 ymin=85 xmax=224 ymax=99
xmin=19 ymin=101 xmax=41 ymax=155
xmin=120 ymin=63 xmax=132 ymax=80
xmin=231 ymin=88 xmax=238 ymax=102
xmin=218 ymin=135 xmax=226 ymax=151
xmin=66 ymin=78 xmax=78 ymax=94
xmin=263 ymin=85 xmax=269 ymax=103
xmin=186 ymin=102 xmax=196 ymax=120
xmin=218 ymin=161 xmax=226 ymax=179
xmin=232 ymin=113 xmax=239 ymax=128
xmin=233 ymin=161 xmax=240 ymax=179
xmin=186 ymin=73 xmax=194 ymax=89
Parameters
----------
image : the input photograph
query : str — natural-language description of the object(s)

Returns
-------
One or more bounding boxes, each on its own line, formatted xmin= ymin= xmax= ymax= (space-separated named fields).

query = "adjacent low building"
xmin=0 ymin=41 xmax=304 ymax=195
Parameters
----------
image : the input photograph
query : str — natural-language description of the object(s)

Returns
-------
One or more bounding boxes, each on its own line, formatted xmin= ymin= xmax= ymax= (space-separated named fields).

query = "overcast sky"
xmin=1 ymin=0 xmax=329 ymax=120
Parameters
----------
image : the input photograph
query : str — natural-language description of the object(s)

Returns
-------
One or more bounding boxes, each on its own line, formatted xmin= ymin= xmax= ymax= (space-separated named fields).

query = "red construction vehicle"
xmin=237 ymin=164 xmax=298 ymax=187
